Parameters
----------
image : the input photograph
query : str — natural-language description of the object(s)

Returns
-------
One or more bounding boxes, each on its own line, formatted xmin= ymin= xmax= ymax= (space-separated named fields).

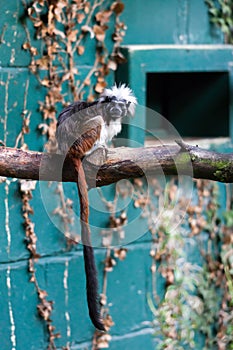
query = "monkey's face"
xmin=102 ymin=96 xmax=130 ymax=121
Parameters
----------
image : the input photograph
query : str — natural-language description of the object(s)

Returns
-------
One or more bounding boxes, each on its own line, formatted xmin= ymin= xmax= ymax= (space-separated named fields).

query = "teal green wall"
xmin=0 ymin=1 xmax=155 ymax=349
xmin=0 ymin=1 xmax=230 ymax=349
xmin=122 ymin=0 xmax=222 ymax=45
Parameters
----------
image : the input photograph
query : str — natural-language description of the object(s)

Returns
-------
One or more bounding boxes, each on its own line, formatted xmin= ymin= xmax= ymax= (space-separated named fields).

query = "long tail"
xmin=73 ymin=158 xmax=105 ymax=331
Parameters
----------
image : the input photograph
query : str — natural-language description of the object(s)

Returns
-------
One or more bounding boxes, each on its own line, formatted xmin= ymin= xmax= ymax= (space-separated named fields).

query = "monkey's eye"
xmin=116 ymin=100 xmax=127 ymax=107
xmin=99 ymin=96 xmax=110 ymax=104
xmin=110 ymin=96 xmax=118 ymax=103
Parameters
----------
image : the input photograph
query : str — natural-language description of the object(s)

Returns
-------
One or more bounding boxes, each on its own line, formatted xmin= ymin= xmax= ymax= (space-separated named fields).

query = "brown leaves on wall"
xmin=21 ymin=1 xmax=126 ymax=348
xmin=23 ymin=0 xmax=126 ymax=155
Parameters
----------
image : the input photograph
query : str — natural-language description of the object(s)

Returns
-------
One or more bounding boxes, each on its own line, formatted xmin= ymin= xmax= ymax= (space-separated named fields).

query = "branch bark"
xmin=0 ymin=141 xmax=233 ymax=187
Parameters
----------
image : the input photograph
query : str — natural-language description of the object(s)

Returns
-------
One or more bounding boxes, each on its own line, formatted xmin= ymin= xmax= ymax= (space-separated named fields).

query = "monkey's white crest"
xmin=101 ymin=83 xmax=137 ymax=115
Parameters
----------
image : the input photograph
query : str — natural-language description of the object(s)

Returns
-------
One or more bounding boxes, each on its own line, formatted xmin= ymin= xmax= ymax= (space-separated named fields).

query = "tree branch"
xmin=0 ymin=142 xmax=233 ymax=187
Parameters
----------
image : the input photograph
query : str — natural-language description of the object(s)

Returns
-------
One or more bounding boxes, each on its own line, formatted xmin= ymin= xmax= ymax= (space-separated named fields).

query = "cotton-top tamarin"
xmin=56 ymin=84 xmax=137 ymax=330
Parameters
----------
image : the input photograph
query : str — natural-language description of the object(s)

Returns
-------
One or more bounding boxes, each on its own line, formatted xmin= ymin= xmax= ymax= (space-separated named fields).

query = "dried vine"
xmin=92 ymin=183 xmax=128 ymax=349
xmin=146 ymin=177 xmax=233 ymax=350
xmin=13 ymin=69 xmax=60 ymax=348
xmin=21 ymin=0 xmax=126 ymax=348
xmin=20 ymin=180 xmax=61 ymax=350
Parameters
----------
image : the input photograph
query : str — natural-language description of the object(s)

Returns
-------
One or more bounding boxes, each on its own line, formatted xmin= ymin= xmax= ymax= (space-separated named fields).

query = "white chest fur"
xmin=100 ymin=119 xmax=122 ymax=145
xmin=87 ymin=118 xmax=122 ymax=154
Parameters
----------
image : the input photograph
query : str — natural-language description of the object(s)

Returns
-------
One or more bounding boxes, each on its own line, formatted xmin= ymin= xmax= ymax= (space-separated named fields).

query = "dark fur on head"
xmin=100 ymin=83 xmax=137 ymax=116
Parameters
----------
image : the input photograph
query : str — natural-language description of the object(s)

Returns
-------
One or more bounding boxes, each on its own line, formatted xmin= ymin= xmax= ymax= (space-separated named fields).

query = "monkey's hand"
xmin=85 ymin=145 xmax=107 ymax=167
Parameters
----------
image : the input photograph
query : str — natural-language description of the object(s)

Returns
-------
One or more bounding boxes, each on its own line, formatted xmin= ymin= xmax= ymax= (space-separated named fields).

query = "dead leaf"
xmin=41 ymin=78 xmax=52 ymax=87
xmin=84 ymin=78 xmax=91 ymax=86
xmin=37 ymin=300 xmax=53 ymax=320
xmin=104 ymin=314 xmax=114 ymax=328
xmin=77 ymin=45 xmax=85 ymax=55
xmin=112 ymin=51 xmax=126 ymax=64
xmin=48 ymin=4 xmax=54 ymax=35
xmin=35 ymin=56 xmax=50 ymax=69
xmin=38 ymin=289 xmax=48 ymax=299
xmin=30 ymin=47 xmax=38 ymax=56
xmin=108 ymin=60 xmax=117 ymax=71
xmin=134 ymin=178 xmax=143 ymax=187
xmin=93 ymin=25 xmax=107 ymax=42
xmin=100 ymin=293 xmax=107 ymax=306
xmin=169 ymin=184 xmax=177 ymax=201
xmin=77 ymin=13 xmax=85 ymax=23
xmin=151 ymin=264 xmax=156 ymax=273
xmin=111 ymin=2 xmax=125 ymax=15
xmin=20 ymin=180 xmax=37 ymax=193
xmin=81 ymin=25 xmax=95 ymax=39
xmin=61 ymin=72 xmax=71 ymax=82
xmin=95 ymin=81 xmax=107 ymax=93
xmin=114 ymin=248 xmax=127 ymax=260
xmin=38 ymin=123 xmax=49 ymax=135
xmin=30 ymin=275 xmax=36 ymax=283
xmin=33 ymin=20 xmax=43 ymax=28
xmin=67 ymin=29 xmax=79 ymax=42
xmin=104 ymin=256 xmax=116 ymax=272
xmin=112 ymin=32 xmax=123 ymax=43
xmin=84 ymin=2 xmax=90 ymax=14
xmin=22 ymin=42 xmax=31 ymax=50
xmin=53 ymin=28 xmax=66 ymax=39
xmin=95 ymin=10 xmax=112 ymax=25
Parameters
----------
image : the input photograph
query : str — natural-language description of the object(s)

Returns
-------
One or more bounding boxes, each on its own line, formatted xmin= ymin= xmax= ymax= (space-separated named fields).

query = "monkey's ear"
xmin=98 ymin=96 xmax=106 ymax=103
xmin=127 ymin=101 xmax=137 ymax=116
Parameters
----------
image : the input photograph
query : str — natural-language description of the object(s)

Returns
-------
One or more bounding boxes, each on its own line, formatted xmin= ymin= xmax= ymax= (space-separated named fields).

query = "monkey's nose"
xmin=110 ymin=107 xmax=122 ymax=116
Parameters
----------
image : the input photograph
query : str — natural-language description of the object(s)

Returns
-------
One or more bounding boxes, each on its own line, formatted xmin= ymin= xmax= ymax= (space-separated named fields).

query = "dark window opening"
xmin=146 ymin=72 xmax=229 ymax=138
